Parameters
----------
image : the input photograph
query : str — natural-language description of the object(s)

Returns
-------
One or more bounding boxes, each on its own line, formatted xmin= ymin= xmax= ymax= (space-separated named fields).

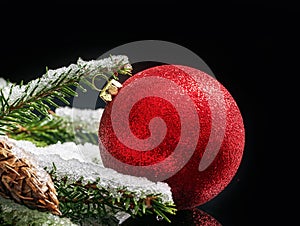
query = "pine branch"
xmin=0 ymin=55 xmax=132 ymax=145
xmin=0 ymin=137 xmax=177 ymax=224
xmin=8 ymin=114 xmax=75 ymax=147
xmin=0 ymin=56 xmax=178 ymax=225
xmin=48 ymin=166 xmax=177 ymax=224
xmin=55 ymin=106 xmax=103 ymax=145
xmin=0 ymin=196 xmax=77 ymax=226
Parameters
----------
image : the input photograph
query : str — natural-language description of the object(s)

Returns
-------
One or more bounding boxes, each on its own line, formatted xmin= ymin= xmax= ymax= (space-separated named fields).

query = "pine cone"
xmin=0 ymin=139 xmax=61 ymax=215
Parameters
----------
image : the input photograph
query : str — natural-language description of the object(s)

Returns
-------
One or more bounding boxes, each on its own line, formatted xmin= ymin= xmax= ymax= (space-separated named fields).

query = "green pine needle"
xmin=0 ymin=55 xmax=132 ymax=146
xmin=8 ymin=115 xmax=75 ymax=147
xmin=47 ymin=166 xmax=177 ymax=224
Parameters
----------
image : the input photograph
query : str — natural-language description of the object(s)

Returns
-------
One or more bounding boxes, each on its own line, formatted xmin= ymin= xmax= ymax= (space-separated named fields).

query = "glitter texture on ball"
xmin=99 ymin=64 xmax=245 ymax=210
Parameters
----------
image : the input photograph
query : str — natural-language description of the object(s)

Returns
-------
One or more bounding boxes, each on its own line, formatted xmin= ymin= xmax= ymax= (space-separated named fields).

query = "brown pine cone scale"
xmin=0 ymin=139 xmax=61 ymax=215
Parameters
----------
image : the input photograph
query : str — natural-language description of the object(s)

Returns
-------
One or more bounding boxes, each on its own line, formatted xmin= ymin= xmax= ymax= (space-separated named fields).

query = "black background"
xmin=0 ymin=3 xmax=297 ymax=226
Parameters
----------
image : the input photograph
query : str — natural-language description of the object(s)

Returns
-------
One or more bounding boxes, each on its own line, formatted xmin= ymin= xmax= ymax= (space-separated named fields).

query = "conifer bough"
xmin=0 ymin=55 xmax=131 ymax=146
xmin=0 ymin=55 xmax=177 ymax=224
xmin=0 ymin=137 xmax=176 ymax=225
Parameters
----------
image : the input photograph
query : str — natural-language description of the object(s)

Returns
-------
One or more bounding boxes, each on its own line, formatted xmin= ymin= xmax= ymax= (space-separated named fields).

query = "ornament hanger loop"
xmin=91 ymin=73 xmax=109 ymax=92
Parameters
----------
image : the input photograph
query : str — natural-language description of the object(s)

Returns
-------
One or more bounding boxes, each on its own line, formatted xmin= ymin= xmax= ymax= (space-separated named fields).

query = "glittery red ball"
xmin=99 ymin=65 xmax=245 ymax=210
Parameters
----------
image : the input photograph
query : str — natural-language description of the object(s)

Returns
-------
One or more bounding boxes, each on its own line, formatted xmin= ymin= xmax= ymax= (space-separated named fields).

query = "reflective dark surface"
xmin=121 ymin=208 xmax=222 ymax=226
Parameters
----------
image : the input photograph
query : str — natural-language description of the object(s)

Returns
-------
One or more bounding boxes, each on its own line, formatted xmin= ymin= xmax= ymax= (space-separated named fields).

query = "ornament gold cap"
xmin=99 ymin=79 xmax=122 ymax=102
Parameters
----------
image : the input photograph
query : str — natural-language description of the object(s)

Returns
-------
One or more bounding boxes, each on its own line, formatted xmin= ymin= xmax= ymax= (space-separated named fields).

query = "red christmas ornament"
xmin=98 ymin=65 xmax=245 ymax=210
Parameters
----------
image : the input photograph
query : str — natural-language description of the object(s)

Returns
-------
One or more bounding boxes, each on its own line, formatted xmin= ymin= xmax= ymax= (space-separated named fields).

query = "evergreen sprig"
xmin=0 ymin=196 xmax=77 ymax=226
xmin=55 ymin=107 xmax=103 ymax=145
xmin=48 ymin=164 xmax=177 ymax=224
xmin=0 ymin=55 xmax=179 ymax=225
xmin=0 ymin=55 xmax=131 ymax=146
xmin=8 ymin=114 xmax=75 ymax=147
